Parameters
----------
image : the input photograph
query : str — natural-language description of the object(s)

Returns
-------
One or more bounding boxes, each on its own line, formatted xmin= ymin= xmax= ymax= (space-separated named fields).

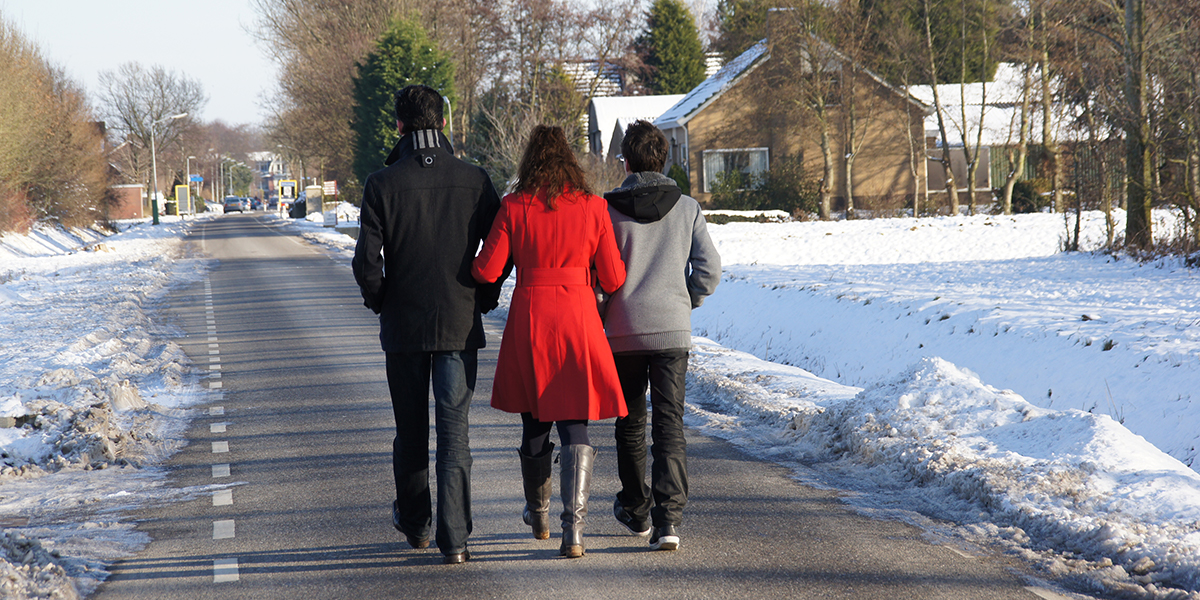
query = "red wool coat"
xmin=472 ymin=187 xmax=628 ymax=422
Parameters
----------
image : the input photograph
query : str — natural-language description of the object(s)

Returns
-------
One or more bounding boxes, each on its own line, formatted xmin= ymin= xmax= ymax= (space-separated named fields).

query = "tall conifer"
xmin=644 ymin=0 xmax=707 ymax=94
xmin=351 ymin=19 xmax=455 ymax=185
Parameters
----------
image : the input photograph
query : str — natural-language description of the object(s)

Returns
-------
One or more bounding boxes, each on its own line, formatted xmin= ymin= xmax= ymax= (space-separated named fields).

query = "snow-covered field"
xmin=2 ymin=207 xmax=1199 ymax=599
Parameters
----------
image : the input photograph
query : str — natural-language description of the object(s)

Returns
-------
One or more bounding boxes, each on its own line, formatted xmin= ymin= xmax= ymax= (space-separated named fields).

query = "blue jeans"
xmin=386 ymin=350 xmax=476 ymax=554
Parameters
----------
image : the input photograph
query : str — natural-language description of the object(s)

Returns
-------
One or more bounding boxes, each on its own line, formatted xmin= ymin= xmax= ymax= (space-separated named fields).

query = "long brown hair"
xmin=515 ymin=125 xmax=591 ymax=209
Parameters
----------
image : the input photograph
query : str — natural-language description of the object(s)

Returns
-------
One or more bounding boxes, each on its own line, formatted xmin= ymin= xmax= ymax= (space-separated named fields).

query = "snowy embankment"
xmin=0 ymin=218 xmax=210 ymax=599
xmin=689 ymin=210 xmax=1200 ymax=599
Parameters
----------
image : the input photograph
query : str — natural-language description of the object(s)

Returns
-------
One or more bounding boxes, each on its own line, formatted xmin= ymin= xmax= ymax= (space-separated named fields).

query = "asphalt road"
xmin=93 ymin=212 xmax=1067 ymax=600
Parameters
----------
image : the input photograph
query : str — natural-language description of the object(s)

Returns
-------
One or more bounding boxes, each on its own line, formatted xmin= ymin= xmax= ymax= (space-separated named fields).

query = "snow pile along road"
xmin=0 ymin=218 xmax=210 ymax=598
xmin=687 ymin=209 xmax=1200 ymax=599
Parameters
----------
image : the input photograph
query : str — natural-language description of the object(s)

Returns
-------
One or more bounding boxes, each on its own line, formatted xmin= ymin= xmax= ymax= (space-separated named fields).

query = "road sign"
xmin=279 ymin=180 xmax=298 ymax=199
xmin=323 ymin=180 xmax=338 ymax=196
xmin=189 ymin=174 xmax=204 ymax=182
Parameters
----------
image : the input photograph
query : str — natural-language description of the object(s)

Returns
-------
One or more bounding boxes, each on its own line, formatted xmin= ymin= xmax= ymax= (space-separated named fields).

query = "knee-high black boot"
xmin=559 ymin=444 xmax=595 ymax=558
xmin=518 ymin=444 xmax=554 ymax=540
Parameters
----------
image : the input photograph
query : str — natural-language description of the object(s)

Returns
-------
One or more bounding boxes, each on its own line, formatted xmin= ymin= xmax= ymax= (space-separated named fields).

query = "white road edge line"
xmin=212 ymin=464 xmax=230 ymax=478
xmin=213 ymin=489 xmax=233 ymax=507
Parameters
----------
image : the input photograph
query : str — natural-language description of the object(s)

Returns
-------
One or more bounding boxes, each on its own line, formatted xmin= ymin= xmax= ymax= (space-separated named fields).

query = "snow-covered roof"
xmin=654 ymin=40 xmax=770 ymax=131
xmin=589 ymin=94 xmax=685 ymax=158
xmin=563 ymin=60 xmax=623 ymax=98
xmin=910 ymin=63 xmax=1085 ymax=147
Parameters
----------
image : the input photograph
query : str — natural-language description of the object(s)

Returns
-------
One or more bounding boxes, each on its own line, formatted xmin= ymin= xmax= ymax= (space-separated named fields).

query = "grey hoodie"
xmin=602 ymin=171 xmax=721 ymax=353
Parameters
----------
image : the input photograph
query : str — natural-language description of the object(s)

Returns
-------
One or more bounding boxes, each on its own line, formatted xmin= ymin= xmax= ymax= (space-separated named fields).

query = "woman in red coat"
xmin=472 ymin=124 xmax=626 ymax=558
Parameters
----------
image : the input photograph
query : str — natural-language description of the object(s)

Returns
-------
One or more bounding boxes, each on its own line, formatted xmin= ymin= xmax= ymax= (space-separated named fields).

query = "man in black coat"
xmin=352 ymin=85 xmax=506 ymax=565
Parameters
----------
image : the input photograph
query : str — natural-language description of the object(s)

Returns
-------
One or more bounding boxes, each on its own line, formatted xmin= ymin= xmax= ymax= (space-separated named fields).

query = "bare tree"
xmin=998 ymin=2 xmax=1037 ymax=215
xmin=97 ymin=62 xmax=206 ymax=196
xmin=251 ymin=0 xmax=415 ymax=186
xmin=763 ymin=3 xmax=842 ymax=219
xmin=922 ymin=0 xmax=961 ymax=214
xmin=957 ymin=0 xmax=992 ymax=215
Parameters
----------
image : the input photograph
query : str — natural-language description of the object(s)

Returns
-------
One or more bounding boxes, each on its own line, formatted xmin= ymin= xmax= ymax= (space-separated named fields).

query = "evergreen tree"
xmin=351 ymin=19 xmax=455 ymax=186
xmin=860 ymin=0 xmax=1007 ymax=85
xmin=643 ymin=0 xmax=707 ymax=94
xmin=714 ymin=0 xmax=770 ymax=61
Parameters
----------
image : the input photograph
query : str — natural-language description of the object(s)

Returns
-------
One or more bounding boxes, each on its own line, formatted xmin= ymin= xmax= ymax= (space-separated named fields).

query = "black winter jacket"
xmin=352 ymin=129 xmax=505 ymax=352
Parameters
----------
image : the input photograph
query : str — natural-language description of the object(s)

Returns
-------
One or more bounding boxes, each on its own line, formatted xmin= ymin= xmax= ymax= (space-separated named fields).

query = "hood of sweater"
xmin=603 ymin=171 xmax=682 ymax=223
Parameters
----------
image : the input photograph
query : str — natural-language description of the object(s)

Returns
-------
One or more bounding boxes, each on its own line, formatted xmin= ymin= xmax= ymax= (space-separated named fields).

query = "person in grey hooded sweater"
xmin=601 ymin=120 xmax=721 ymax=551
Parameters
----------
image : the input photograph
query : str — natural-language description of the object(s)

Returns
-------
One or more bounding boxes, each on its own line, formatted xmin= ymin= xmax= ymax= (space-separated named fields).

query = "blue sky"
xmin=0 ymin=0 xmax=277 ymax=126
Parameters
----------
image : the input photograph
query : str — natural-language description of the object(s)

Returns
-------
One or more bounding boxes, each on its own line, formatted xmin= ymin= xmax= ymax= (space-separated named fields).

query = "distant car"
xmin=223 ymin=197 xmax=243 ymax=213
xmin=250 ymin=198 xmax=263 ymax=210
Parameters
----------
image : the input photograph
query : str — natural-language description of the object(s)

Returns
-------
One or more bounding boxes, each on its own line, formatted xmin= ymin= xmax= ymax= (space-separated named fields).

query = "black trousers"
xmin=612 ymin=350 xmax=689 ymax=527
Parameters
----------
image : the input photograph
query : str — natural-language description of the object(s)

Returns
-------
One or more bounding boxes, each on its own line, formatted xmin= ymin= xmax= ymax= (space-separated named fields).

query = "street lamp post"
xmin=185 ymin=155 xmax=197 ymax=214
xmin=149 ymin=112 xmax=188 ymax=225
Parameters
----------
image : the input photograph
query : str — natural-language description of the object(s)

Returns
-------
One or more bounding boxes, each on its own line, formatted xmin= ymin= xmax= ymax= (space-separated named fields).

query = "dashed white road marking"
xmin=213 ymin=520 xmax=235 ymax=539
xmin=203 ymin=273 xmax=241 ymax=582
xmin=213 ymin=559 xmax=239 ymax=583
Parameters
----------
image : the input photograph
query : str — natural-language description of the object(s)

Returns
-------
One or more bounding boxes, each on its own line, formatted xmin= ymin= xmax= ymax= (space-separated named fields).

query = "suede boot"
xmin=518 ymin=444 xmax=554 ymax=540
xmin=559 ymin=444 xmax=595 ymax=558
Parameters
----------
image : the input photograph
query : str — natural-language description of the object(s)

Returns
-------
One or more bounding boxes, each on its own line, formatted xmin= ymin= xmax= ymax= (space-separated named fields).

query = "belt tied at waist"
xmin=517 ymin=267 xmax=591 ymax=287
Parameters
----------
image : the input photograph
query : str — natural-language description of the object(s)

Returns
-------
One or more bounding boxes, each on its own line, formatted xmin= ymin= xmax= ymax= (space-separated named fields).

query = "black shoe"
xmin=442 ymin=550 xmax=470 ymax=564
xmin=613 ymin=499 xmax=651 ymax=536
xmin=649 ymin=525 xmax=680 ymax=551
xmin=392 ymin=501 xmax=429 ymax=549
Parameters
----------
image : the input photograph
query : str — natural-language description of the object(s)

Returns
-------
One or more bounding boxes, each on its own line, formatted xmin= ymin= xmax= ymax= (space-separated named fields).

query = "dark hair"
xmin=515 ymin=125 xmax=591 ymax=209
xmin=394 ymin=85 xmax=444 ymax=131
xmin=620 ymin=120 xmax=668 ymax=173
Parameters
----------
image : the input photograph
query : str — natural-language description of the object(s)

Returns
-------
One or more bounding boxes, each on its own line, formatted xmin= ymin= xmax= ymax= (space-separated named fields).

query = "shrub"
xmin=1010 ymin=180 xmax=1046 ymax=214
xmin=707 ymin=155 xmax=820 ymax=217
xmin=667 ymin=163 xmax=690 ymax=195
xmin=708 ymin=170 xmax=759 ymax=210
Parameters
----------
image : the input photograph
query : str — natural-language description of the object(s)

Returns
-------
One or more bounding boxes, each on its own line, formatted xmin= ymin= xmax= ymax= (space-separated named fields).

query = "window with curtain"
xmin=702 ymin=148 xmax=769 ymax=192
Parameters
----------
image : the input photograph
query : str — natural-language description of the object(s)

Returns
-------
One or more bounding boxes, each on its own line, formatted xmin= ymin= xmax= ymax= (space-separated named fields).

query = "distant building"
xmin=107 ymin=185 xmax=144 ymax=220
xmin=587 ymin=95 xmax=686 ymax=161
xmin=248 ymin=151 xmax=290 ymax=200
xmin=562 ymin=59 xmax=624 ymax=98
xmin=655 ymin=32 xmax=931 ymax=210
xmin=908 ymin=63 xmax=1078 ymax=204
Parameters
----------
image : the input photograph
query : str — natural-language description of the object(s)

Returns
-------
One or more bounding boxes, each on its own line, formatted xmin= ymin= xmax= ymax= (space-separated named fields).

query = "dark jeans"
xmin=613 ymin=351 xmax=689 ymax=527
xmin=386 ymin=350 xmax=476 ymax=554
